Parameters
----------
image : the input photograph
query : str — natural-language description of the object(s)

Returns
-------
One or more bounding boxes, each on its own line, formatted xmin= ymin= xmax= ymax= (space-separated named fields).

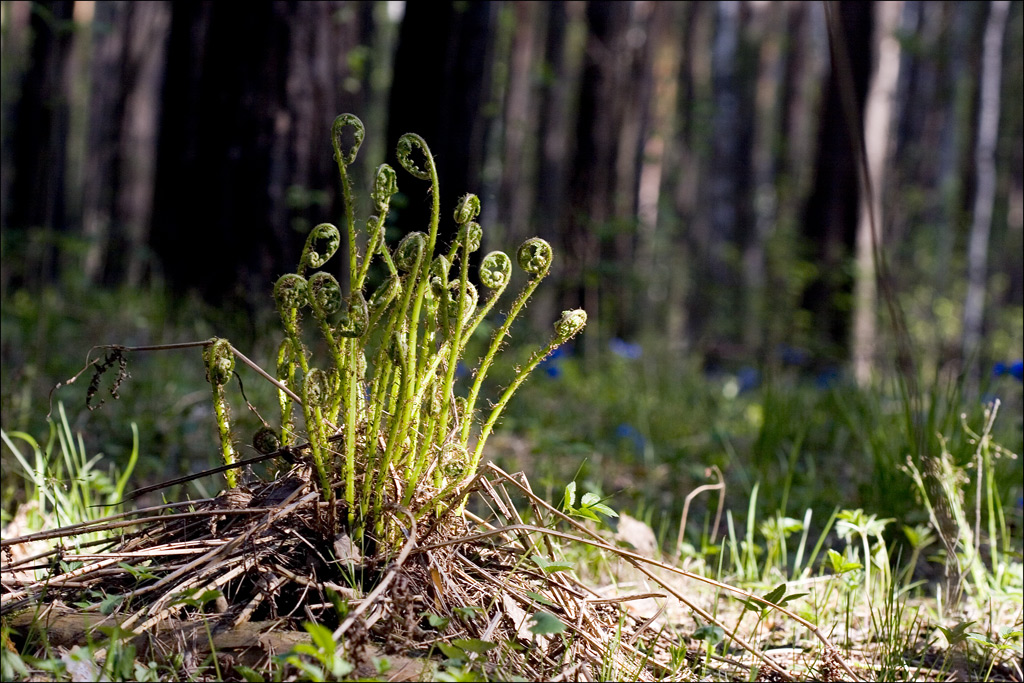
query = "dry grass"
xmin=3 ymin=459 xmax=1020 ymax=682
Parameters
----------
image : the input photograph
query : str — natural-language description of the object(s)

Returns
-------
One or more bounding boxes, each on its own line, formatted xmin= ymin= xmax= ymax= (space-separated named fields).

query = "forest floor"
xmin=2 ymin=431 xmax=1021 ymax=683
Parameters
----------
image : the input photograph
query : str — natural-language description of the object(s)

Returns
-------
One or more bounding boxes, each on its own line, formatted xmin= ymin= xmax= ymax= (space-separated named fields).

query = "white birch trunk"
xmin=852 ymin=0 xmax=903 ymax=386
xmin=962 ymin=0 xmax=1011 ymax=374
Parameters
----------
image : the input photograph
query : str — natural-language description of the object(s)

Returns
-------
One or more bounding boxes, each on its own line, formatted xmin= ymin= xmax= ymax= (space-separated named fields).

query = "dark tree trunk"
xmin=386 ymin=1 xmax=497 ymax=247
xmin=81 ymin=0 xmax=171 ymax=287
xmin=150 ymin=1 xmax=360 ymax=305
xmin=562 ymin=0 xmax=632 ymax=359
xmin=531 ymin=0 xmax=582 ymax=331
xmin=496 ymin=1 xmax=541 ymax=252
xmin=3 ymin=0 xmax=75 ymax=289
xmin=799 ymin=1 xmax=874 ymax=363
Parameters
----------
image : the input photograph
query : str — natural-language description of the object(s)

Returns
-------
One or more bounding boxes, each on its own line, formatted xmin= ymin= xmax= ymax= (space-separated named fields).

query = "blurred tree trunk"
xmin=762 ymin=2 xmax=828 ymax=368
xmin=666 ymin=1 xmax=712 ymax=353
xmin=852 ymin=0 xmax=903 ymax=386
xmin=492 ymin=1 xmax=541 ymax=255
xmin=611 ymin=1 xmax=662 ymax=340
xmin=699 ymin=0 xmax=752 ymax=347
xmin=150 ymin=1 xmax=362 ymax=303
xmin=0 ymin=2 xmax=33 ymax=252
xmin=563 ymin=0 xmax=632 ymax=362
xmin=962 ymin=0 xmax=1011 ymax=385
xmin=799 ymin=1 xmax=873 ymax=364
xmin=532 ymin=0 xmax=584 ymax=332
xmin=386 ymin=1 xmax=497 ymax=246
xmin=81 ymin=0 xmax=170 ymax=287
xmin=356 ymin=2 xmax=399 ymax=205
xmin=3 ymin=0 xmax=75 ymax=289
xmin=744 ymin=2 xmax=785 ymax=358
xmin=637 ymin=2 xmax=682 ymax=341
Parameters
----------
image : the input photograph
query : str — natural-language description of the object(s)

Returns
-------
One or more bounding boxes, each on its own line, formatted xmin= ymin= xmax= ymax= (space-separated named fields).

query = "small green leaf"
xmin=426 ymin=613 xmax=450 ymax=630
xmin=99 ymin=594 xmax=124 ymax=615
xmin=572 ymin=507 xmax=601 ymax=522
xmin=586 ymin=502 xmax=618 ymax=518
xmin=781 ymin=592 xmax=808 ymax=606
xmin=692 ymin=624 xmax=725 ymax=645
xmin=563 ymin=481 xmax=577 ymax=510
xmin=966 ymin=633 xmax=994 ymax=649
xmin=451 ymin=638 xmax=498 ymax=654
xmin=117 ymin=562 xmax=157 ymax=581
xmin=303 ymin=621 xmax=336 ymax=653
xmin=528 ymin=611 xmax=565 ymax=635
xmin=235 ymin=665 xmax=266 ymax=682
xmin=325 ymin=587 xmax=349 ymax=617
xmin=435 ymin=664 xmax=486 ymax=682
xmin=827 ymin=548 xmax=862 ymax=574
xmin=742 ymin=597 xmax=763 ymax=613
xmin=330 ymin=658 xmax=354 ymax=678
xmin=938 ymin=621 xmax=976 ymax=646
xmin=531 ymin=554 xmax=574 ymax=574
xmin=763 ymin=584 xmax=787 ymax=605
xmin=436 ymin=642 xmax=467 ymax=663
xmin=525 ymin=591 xmax=556 ymax=607
xmin=453 ymin=605 xmax=485 ymax=620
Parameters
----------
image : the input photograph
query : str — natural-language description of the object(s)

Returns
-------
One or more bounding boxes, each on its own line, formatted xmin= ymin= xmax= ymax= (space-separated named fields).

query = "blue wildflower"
xmin=540 ymin=346 xmax=566 ymax=379
xmin=993 ymin=360 xmax=1023 ymax=382
xmin=815 ymin=367 xmax=841 ymax=389
xmin=737 ymin=366 xmax=760 ymax=393
xmin=608 ymin=337 xmax=642 ymax=360
xmin=615 ymin=423 xmax=646 ymax=457
xmin=777 ymin=344 xmax=810 ymax=367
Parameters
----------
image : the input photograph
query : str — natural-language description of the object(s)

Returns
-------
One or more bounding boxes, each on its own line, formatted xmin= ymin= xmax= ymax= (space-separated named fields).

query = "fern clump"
xmin=209 ymin=114 xmax=584 ymax=543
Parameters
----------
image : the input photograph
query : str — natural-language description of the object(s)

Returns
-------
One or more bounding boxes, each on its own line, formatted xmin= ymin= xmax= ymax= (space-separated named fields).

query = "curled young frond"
xmin=304 ymin=368 xmax=329 ymax=406
xmin=554 ymin=309 xmax=587 ymax=342
xmin=252 ymin=426 xmax=281 ymax=455
xmin=448 ymin=280 xmax=478 ymax=326
xmin=454 ymin=193 xmax=481 ymax=225
xmin=203 ymin=338 xmax=235 ymax=387
xmin=331 ymin=113 xmax=365 ymax=167
xmin=301 ymin=223 xmax=341 ymax=271
xmin=372 ymin=164 xmax=398 ymax=212
xmin=396 ymin=133 xmax=433 ymax=180
xmin=428 ymin=256 xmax=451 ymax=302
xmin=274 ymin=274 xmax=308 ymax=312
xmin=458 ymin=221 xmax=483 ymax=254
xmin=479 ymin=251 xmax=512 ymax=290
xmin=276 ymin=337 xmax=299 ymax=379
xmin=441 ymin=443 xmax=469 ymax=479
xmin=517 ymin=237 xmax=553 ymax=275
xmin=308 ymin=272 xmax=343 ymax=319
xmin=337 ymin=291 xmax=369 ymax=338
xmin=369 ymin=274 xmax=401 ymax=313
xmin=395 ymin=232 xmax=426 ymax=272
xmin=430 ymin=255 xmax=451 ymax=284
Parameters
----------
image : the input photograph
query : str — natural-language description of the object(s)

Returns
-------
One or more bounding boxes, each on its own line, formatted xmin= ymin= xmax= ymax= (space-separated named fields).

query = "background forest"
xmin=1 ymin=3 xmax=1023 ymax=680
xmin=1 ymin=0 xmax=1022 ymax=536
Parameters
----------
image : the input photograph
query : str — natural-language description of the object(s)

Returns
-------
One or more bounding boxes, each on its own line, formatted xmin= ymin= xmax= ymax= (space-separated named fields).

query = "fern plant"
xmin=202 ymin=114 xmax=584 ymax=544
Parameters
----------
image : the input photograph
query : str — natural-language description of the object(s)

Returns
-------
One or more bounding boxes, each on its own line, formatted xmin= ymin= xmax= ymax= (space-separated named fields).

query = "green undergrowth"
xmin=494 ymin=344 xmax=1023 ymax=553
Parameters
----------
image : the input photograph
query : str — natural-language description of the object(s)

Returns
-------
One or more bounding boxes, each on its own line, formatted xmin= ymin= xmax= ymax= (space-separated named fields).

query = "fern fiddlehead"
xmin=203 ymin=338 xmax=238 ymax=487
